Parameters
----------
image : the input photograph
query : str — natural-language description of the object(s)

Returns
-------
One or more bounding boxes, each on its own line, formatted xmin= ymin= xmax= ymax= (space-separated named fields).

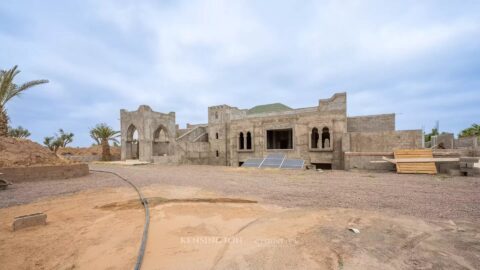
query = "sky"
xmin=1 ymin=0 xmax=479 ymax=146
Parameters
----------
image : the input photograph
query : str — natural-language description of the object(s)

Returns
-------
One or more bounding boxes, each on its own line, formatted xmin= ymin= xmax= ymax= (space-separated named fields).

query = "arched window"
xmin=322 ymin=127 xmax=330 ymax=149
xmin=239 ymin=132 xmax=245 ymax=150
xmin=246 ymin=132 xmax=252 ymax=149
xmin=215 ymin=132 xmax=219 ymax=139
xmin=311 ymin=128 xmax=319 ymax=149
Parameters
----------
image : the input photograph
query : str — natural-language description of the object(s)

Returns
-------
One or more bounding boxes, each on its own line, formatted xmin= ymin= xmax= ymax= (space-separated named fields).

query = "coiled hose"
xmin=90 ymin=169 xmax=150 ymax=270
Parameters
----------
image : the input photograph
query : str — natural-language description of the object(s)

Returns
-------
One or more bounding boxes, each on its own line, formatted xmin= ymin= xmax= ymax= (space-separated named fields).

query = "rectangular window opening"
xmin=266 ymin=129 xmax=293 ymax=150
xmin=312 ymin=163 xmax=332 ymax=170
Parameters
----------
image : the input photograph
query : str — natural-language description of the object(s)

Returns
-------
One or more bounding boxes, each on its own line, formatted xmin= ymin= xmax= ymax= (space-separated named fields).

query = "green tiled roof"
xmin=247 ymin=103 xmax=292 ymax=115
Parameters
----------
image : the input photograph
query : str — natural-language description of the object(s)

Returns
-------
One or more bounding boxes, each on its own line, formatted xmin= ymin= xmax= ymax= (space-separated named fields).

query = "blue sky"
xmin=1 ymin=0 xmax=479 ymax=146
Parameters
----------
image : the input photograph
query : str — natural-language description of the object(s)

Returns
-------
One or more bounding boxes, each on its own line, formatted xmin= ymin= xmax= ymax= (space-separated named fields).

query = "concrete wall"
xmin=347 ymin=114 xmax=395 ymax=132
xmin=344 ymin=152 xmax=395 ymax=171
xmin=455 ymin=136 xmax=478 ymax=148
xmin=228 ymin=93 xmax=347 ymax=169
xmin=0 ymin=163 xmax=89 ymax=183
xmin=343 ymin=130 xmax=423 ymax=152
xmin=433 ymin=133 xmax=455 ymax=149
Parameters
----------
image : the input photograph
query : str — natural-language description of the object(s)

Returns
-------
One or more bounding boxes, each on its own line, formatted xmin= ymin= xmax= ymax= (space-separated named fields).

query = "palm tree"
xmin=0 ymin=65 xmax=48 ymax=137
xmin=8 ymin=125 xmax=31 ymax=138
xmin=90 ymin=123 xmax=120 ymax=161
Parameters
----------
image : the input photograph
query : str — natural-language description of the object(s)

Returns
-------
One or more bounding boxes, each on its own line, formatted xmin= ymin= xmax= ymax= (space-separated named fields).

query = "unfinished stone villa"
xmin=120 ymin=92 xmax=423 ymax=170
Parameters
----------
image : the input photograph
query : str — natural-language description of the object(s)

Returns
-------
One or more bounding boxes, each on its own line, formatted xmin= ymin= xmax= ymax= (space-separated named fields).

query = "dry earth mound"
xmin=0 ymin=137 xmax=67 ymax=167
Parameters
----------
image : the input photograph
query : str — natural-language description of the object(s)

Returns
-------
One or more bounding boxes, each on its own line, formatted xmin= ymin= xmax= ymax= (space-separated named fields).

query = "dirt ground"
xmin=1 ymin=165 xmax=480 ymax=269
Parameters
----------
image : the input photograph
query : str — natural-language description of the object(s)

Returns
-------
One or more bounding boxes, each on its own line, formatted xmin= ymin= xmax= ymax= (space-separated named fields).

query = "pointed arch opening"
xmin=322 ymin=127 xmax=331 ymax=149
xmin=239 ymin=132 xmax=245 ymax=150
xmin=246 ymin=131 xmax=252 ymax=150
xmin=126 ymin=124 xmax=139 ymax=159
xmin=311 ymin=127 xmax=319 ymax=149
xmin=153 ymin=125 xmax=170 ymax=156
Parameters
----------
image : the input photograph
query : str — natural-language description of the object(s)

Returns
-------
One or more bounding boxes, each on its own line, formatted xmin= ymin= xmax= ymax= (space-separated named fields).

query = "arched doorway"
xmin=126 ymin=124 xmax=139 ymax=159
xmin=153 ymin=126 xmax=169 ymax=156
xmin=321 ymin=127 xmax=330 ymax=149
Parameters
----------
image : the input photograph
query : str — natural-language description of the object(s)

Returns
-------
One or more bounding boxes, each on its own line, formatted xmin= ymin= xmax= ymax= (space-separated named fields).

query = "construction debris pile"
xmin=0 ymin=137 xmax=69 ymax=167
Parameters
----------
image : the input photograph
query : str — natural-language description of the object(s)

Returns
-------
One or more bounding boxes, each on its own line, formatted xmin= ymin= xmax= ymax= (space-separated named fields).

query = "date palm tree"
xmin=0 ymin=65 xmax=48 ymax=137
xmin=8 ymin=125 xmax=31 ymax=138
xmin=90 ymin=123 xmax=120 ymax=161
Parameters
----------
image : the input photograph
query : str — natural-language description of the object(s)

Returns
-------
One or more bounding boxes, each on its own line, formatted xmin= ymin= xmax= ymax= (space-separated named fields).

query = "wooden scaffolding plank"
xmin=394 ymin=149 xmax=437 ymax=174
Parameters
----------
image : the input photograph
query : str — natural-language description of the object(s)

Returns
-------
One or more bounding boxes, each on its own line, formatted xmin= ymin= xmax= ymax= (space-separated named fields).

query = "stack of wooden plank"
xmin=394 ymin=149 xmax=437 ymax=174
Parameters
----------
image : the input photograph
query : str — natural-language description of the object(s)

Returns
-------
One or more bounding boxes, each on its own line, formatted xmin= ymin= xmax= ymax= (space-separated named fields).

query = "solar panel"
xmin=241 ymin=154 xmax=304 ymax=170
xmin=259 ymin=153 xmax=286 ymax=168
xmin=241 ymin=158 xmax=263 ymax=167
xmin=280 ymin=159 xmax=305 ymax=169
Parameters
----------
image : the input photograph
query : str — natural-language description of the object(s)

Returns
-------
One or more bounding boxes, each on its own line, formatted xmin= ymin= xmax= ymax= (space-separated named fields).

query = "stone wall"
xmin=0 ymin=163 xmax=89 ymax=183
xmin=344 ymin=152 xmax=395 ymax=171
xmin=343 ymin=130 xmax=422 ymax=152
xmin=228 ymin=93 xmax=347 ymax=169
xmin=120 ymin=105 xmax=176 ymax=162
xmin=347 ymin=114 xmax=395 ymax=132
xmin=455 ymin=136 xmax=478 ymax=148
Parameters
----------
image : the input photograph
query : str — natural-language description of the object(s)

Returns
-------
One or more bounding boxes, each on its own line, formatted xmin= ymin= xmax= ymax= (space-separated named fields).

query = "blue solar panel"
xmin=241 ymin=154 xmax=304 ymax=170
xmin=241 ymin=159 xmax=263 ymax=167
xmin=280 ymin=159 xmax=304 ymax=169
xmin=259 ymin=153 xmax=286 ymax=168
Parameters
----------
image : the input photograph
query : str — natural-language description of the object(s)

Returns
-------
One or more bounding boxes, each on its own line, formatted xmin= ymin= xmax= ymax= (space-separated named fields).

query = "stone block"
xmin=459 ymin=162 xmax=474 ymax=168
xmin=12 ymin=213 xmax=47 ymax=231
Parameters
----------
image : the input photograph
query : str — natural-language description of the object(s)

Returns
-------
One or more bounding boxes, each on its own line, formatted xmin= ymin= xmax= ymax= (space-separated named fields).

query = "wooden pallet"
xmin=393 ymin=149 xmax=437 ymax=174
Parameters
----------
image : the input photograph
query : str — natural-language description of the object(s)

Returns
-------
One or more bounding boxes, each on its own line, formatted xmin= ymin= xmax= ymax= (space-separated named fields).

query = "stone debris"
xmin=12 ymin=213 xmax=47 ymax=231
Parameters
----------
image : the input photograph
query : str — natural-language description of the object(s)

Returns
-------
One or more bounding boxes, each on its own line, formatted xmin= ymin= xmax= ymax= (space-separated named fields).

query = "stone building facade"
xmin=120 ymin=93 xmax=423 ymax=169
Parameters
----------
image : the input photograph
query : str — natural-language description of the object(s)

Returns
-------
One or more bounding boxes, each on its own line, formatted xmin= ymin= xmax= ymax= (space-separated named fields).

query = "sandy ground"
xmin=1 ymin=184 xmax=479 ymax=270
xmin=2 ymin=164 xmax=480 ymax=222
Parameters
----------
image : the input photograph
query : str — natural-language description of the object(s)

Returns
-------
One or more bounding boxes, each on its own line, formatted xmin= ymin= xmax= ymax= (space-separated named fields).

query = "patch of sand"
xmin=1 ymin=185 xmax=479 ymax=270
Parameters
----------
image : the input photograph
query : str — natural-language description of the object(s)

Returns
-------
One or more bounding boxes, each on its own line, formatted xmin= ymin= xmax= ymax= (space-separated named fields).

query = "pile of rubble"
xmin=0 ymin=137 xmax=69 ymax=167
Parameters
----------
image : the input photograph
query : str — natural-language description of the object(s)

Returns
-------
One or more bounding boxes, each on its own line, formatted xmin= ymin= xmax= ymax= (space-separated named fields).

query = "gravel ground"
xmin=2 ymin=164 xmax=480 ymax=222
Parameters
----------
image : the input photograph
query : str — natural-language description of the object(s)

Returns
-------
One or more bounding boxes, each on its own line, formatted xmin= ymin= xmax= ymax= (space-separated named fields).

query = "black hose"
xmin=90 ymin=169 xmax=150 ymax=270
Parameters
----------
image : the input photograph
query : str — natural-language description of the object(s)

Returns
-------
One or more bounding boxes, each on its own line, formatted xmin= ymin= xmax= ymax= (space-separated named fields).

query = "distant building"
xmin=120 ymin=92 xmax=422 ymax=170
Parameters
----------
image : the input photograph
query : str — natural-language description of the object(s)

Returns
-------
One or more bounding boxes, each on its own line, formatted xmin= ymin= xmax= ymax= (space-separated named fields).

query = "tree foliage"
xmin=8 ymin=125 xmax=31 ymax=138
xmin=424 ymin=128 xmax=439 ymax=143
xmin=459 ymin=124 xmax=480 ymax=138
xmin=0 ymin=65 xmax=48 ymax=137
xmin=43 ymin=129 xmax=74 ymax=153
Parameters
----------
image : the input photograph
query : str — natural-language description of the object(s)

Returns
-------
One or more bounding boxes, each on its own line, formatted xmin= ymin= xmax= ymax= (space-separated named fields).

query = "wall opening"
xmin=267 ymin=129 xmax=293 ymax=149
xmin=239 ymin=132 xmax=245 ymax=150
xmin=238 ymin=161 xmax=244 ymax=167
xmin=246 ymin=132 xmax=252 ymax=149
xmin=126 ymin=124 xmax=139 ymax=159
xmin=215 ymin=132 xmax=219 ymax=139
xmin=153 ymin=126 xmax=169 ymax=156
xmin=322 ymin=127 xmax=331 ymax=148
xmin=312 ymin=163 xmax=332 ymax=170
xmin=311 ymin=127 xmax=319 ymax=149
xmin=216 ymin=150 xmax=219 ymax=157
